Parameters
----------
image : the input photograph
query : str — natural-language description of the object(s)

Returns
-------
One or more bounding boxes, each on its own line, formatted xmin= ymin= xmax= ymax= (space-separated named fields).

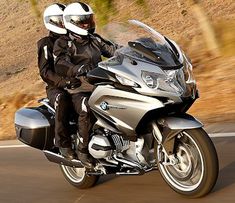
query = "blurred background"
xmin=0 ymin=0 xmax=234 ymax=140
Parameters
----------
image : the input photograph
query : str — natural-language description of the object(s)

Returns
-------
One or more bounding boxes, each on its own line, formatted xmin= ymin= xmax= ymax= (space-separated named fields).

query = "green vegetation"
xmin=29 ymin=0 xmax=41 ymax=18
xmin=136 ymin=0 xmax=145 ymax=6
xmin=84 ymin=0 xmax=115 ymax=27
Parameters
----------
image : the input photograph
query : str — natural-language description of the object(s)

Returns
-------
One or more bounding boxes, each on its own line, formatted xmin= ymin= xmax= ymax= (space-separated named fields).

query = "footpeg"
xmin=116 ymin=168 xmax=145 ymax=175
xmin=86 ymin=170 xmax=104 ymax=176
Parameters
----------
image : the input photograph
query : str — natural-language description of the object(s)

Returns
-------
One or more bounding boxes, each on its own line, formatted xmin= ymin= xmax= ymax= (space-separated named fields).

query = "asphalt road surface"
xmin=0 ymin=134 xmax=235 ymax=203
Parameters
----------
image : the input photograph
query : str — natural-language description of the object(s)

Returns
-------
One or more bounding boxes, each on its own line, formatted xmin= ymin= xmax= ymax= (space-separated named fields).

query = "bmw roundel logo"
xmin=100 ymin=101 xmax=109 ymax=111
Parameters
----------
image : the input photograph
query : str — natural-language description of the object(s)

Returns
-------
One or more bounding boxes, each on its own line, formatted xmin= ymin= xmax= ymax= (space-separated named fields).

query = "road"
xmin=0 ymin=135 xmax=235 ymax=203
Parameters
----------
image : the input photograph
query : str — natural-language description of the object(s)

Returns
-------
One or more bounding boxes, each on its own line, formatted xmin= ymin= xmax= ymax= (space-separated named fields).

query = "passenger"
xmin=38 ymin=4 xmax=78 ymax=160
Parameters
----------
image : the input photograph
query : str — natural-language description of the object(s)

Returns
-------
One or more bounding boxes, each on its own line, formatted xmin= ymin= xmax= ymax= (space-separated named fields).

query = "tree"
xmin=177 ymin=0 xmax=220 ymax=56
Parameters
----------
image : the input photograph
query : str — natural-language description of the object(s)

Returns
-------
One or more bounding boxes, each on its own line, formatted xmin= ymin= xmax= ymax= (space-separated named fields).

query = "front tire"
xmin=60 ymin=165 xmax=99 ymax=189
xmin=158 ymin=128 xmax=219 ymax=198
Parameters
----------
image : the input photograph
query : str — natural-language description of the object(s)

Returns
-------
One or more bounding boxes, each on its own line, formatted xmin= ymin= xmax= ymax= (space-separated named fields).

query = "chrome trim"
xmin=116 ymin=171 xmax=140 ymax=175
xmin=40 ymin=100 xmax=55 ymax=114
xmin=152 ymin=122 xmax=163 ymax=143
xmin=113 ymin=154 xmax=143 ymax=169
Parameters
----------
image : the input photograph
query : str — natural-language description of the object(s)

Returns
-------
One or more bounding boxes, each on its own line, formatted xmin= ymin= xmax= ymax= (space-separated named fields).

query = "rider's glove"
xmin=58 ymin=78 xmax=68 ymax=88
xmin=65 ymin=78 xmax=81 ymax=89
xmin=75 ymin=64 xmax=89 ymax=78
xmin=67 ymin=64 xmax=90 ymax=78
xmin=70 ymin=78 xmax=81 ymax=89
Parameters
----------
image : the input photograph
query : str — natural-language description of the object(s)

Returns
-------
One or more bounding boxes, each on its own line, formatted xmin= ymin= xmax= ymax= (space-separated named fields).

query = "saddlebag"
xmin=14 ymin=106 xmax=55 ymax=150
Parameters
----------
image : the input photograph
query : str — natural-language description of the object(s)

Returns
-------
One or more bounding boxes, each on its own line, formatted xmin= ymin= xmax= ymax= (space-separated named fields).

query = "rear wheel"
xmin=157 ymin=128 xmax=219 ymax=198
xmin=60 ymin=165 xmax=99 ymax=189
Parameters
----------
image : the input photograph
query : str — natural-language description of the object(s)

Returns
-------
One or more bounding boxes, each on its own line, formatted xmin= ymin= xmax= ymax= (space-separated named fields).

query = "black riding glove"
xmin=57 ymin=78 xmax=69 ymax=88
xmin=65 ymin=78 xmax=81 ymax=89
xmin=67 ymin=64 xmax=90 ymax=78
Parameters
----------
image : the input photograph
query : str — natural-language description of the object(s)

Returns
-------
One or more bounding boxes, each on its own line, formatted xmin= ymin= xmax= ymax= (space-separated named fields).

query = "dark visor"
xmin=66 ymin=14 xmax=95 ymax=30
xmin=45 ymin=15 xmax=64 ymax=28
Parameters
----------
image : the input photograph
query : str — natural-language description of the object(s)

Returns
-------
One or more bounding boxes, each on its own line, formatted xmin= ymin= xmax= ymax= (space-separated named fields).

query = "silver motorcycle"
xmin=15 ymin=20 xmax=218 ymax=198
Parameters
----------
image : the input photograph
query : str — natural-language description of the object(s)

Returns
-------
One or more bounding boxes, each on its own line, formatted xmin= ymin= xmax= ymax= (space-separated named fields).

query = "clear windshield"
xmin=102 ymin=20 xmax=183 ymax=68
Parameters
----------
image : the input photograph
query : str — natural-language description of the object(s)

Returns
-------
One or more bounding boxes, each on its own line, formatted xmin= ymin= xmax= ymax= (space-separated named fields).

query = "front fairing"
xmin=99 ymin=20 xmax=197 ymax=102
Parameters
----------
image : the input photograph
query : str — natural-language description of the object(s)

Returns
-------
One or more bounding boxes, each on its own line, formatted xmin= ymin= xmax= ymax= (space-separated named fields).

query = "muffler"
xmin=44 ymin=150 xmax=84 ymax=168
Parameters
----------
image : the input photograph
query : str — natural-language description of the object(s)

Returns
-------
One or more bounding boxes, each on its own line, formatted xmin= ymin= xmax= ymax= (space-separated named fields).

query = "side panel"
xmin=89 ymin=85 xmax=164 ymax=137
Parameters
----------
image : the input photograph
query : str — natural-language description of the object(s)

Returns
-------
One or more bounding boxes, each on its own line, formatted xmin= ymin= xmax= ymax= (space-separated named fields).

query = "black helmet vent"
xmin=79 ymin=2 xmax=90 ymax=12
xmin=56 ymin=3 xmax=66 ymax=11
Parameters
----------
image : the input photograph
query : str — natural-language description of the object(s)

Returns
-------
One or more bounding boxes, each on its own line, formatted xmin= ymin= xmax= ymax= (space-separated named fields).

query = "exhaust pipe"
xmin=113 ymin=154 xmax=145 ymax=175
xmin=43 ymin=150 xmax=84 ymax=168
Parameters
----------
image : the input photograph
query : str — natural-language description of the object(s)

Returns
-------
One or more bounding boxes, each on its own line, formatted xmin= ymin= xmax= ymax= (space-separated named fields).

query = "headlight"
xmin=116 ymin=75 xmax=139 ymax=87
xmin=142 ymin=75 xmax=156 ymax=88
xmin=142 ymin=70 xmax=184 ymax=94
xmin=141 ymin=71 xmax=162 ymax=89
xmin=183 ymin=54 xmax=196 ymax=84
xmin=182 ymin=55 xmax=197 ymax=98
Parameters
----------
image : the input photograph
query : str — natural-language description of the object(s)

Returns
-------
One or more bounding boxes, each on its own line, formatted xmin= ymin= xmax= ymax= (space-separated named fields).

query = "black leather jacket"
xmin=53 ymin=33 xmax=117 ymax=93
xmin=37 ymin=32 xmax=67 ymax=89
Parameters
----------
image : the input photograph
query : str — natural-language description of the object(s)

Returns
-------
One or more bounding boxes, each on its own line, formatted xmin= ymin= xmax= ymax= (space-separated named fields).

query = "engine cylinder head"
xmin=88 ymin=134 xmax=113 ymax=159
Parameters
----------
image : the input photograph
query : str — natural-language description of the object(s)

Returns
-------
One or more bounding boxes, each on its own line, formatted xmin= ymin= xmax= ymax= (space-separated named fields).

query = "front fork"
xmin=152 ymin=122 xmax=179 ymax=166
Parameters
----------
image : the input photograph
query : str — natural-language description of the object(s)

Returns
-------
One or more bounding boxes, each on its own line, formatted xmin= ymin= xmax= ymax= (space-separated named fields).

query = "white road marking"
xmin=0 ymin=133 xmax=234 ymax=149
xmin=209 ymin=133 xmax=235 ymax=138
xmin=75 ymin=194 xmax=86 ymax=203
xmin=0 ymin=145 xmax=29 ymax=149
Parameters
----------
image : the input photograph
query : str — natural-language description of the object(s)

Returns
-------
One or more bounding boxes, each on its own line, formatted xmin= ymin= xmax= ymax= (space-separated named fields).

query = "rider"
xmin=53 ymin=2 xmax=118 ymax=167
xmin=38 ymin=3 xmax=78 ymax=160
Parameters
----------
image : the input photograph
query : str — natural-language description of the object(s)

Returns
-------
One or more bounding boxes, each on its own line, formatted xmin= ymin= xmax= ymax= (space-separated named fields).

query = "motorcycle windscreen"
xmin=101 ymin=20 xmax=183 ymax=69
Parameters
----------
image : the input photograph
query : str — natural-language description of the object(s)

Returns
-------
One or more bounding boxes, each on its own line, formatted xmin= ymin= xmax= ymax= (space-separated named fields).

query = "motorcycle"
xmin=14 ymin=20 xmax=218 ymax=198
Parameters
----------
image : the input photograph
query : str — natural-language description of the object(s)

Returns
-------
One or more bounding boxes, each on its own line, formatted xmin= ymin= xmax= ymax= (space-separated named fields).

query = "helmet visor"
xmin=45 ymin=15 xmax=64 ymax=28
xmin=66 ymin=14 xmax=95 ymax=31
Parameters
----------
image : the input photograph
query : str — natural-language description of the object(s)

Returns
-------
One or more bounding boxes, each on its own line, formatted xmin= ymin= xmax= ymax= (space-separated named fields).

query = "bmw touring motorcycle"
xmin=15 ymin=20 xmax=218 ymax=198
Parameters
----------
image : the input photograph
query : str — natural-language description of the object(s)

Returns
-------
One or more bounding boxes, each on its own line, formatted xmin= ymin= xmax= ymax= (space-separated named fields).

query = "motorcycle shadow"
xmin=213 ymin=161 xmax=235 ymax=192
xmin=212 ymin=137 xmax=235 ymax=192
xmin=96 ymin=174 xmax=118 ymax=186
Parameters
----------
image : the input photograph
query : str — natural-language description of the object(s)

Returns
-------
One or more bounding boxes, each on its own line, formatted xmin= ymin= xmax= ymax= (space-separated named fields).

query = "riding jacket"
xmin=37 ymin=32 xmax=67 ymax=89
xmin=53 ymin=33 xmax=117 ymax=93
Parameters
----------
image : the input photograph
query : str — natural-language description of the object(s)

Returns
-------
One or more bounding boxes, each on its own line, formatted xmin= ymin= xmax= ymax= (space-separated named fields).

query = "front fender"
xmin=154 ymin=114 xmax=203 ymax=154
xmin=158 ymin=114 xmax=203 ymax=130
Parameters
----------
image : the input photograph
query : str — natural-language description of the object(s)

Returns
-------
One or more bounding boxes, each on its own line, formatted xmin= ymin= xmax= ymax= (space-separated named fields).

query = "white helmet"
xmin=43 ymin=3 xmax=67 ymax=34
xmin=63 ymin=2 xmax=95 ymax=36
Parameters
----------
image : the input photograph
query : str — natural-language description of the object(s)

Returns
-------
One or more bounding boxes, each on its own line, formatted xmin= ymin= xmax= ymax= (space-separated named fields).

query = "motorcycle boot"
xmin=59 ymin=147 xmax=76 ymax=160
xmin=77 ymin=143 xmax=94 ymax=168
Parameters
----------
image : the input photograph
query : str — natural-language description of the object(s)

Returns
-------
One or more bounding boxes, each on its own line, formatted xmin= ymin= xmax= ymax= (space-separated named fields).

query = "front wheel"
xmin=60 ymin=165 xmax=99 ymax=189
xmin=158 ymin=128 xmax=219 ymax=198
